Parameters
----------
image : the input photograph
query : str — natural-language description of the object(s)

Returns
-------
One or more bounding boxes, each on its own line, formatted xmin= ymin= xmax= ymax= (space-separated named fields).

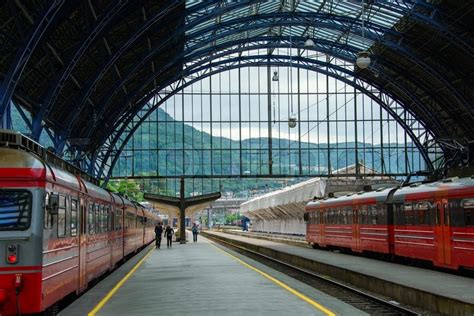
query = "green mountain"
xmin=9 ymin=105 xmax=422 ymax=196
xmin=119 ymin=108 xmax=422 ymax=178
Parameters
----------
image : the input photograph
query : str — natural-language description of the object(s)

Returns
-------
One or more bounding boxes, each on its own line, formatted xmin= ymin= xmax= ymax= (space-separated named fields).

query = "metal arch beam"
xmin=32 ymin=0 xmax=131 ymax=140
xmin=96 ymin=57 xmax=435 ymax=182
xmin=370 ymin=1 xmax=474 ymax=58
xmin=183 ymin=14 xmax=471 ymax=115
xmin=45 ymin=0 xmax=245 ymax=140
xmin=186 ymin=0 xmax=471 ymax=57
xmin=0 ymin=0 xmax=65 ymax=125
xmin=98 ymin=61 xmax=432 ymax=182
xmin=88 ymin=9 xmax=402 ymax=129
xmin=96 ymin=11 xmax=399 ymax=115
xmin=97 ymin=36 xmax=445 ymax=148
xmin=57 ymin=1 xmax=182 ymax=146
xmin=101 ymin=43 xmax=440 ymax=160
xmin=60 ymin=0 xmax=256 ymax=141
xmin=178 ymin=39 xmax=446 ymax=138
xmin=91 ymin=14 xmax=465 ymax=142
xmin=79 ymin=0 xmax=260 ymax=136
xmin=185 ymin=11 xmax=398 ymax=42
xmin=184 ymin=6 xmax=471 ymax=117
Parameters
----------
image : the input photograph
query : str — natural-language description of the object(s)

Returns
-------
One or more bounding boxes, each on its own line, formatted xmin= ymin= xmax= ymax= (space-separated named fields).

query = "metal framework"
xmin=0 ymin=0 xmax=471 ymax=183
xmin=97 ymin=57 xmax=436 ymax=185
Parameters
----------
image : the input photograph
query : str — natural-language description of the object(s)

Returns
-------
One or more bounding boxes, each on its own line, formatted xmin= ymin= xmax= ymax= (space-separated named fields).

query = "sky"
xmin=154 ymin=63 xmax=414 ymax=146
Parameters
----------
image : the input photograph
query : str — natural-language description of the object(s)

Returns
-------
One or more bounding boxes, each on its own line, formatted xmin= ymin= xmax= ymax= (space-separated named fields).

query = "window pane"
xmin=58 ymin=206 xmax=66 ymax=238
xmin=0 ymin=190 xmax=32 ymax=231
xmin=89 ymin=205 xmax=95 ymax=234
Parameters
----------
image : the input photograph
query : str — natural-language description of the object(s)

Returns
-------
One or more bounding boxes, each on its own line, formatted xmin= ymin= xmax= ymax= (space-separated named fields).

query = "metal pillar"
xmin=1 ymin=101 xmax=12 ymax=129
xmin=208 ymin=207 xmax=212 ymax=229
xmin=179 ymin=176 xmax=186 ymax=244
xmin=144 ymin=187 xmax=220 ymax=244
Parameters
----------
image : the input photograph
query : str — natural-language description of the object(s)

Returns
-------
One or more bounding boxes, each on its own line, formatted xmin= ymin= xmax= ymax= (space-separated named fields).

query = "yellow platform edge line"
xmin=209 ymin=242 xmax=336 ymax=316
xmin=88 ymin=246 xmax=155 ymax=316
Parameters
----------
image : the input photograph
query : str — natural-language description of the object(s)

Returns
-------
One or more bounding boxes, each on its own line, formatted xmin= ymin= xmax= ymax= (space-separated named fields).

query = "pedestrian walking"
xmin=164 ymin=225 xmax=174 ymax=248
xmin=154 ymin=222 xmax=163 ymax=249
xmin=191 ymin=223 xmax=199 ymax=243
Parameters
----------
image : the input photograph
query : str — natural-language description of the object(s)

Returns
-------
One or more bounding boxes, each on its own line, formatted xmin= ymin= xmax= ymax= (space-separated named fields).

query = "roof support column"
xmin=0 ymin=100 xmax=12 ymax=130
xmin=179 ymin=177 xmax=186 ymax=244
xmin=267 ymin=60 xmax=273 ymax=175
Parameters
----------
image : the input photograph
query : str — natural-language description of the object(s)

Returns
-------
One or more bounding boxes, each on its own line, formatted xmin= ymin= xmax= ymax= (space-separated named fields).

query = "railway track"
xmin=208 ymin=235 xmax=422 ymax=316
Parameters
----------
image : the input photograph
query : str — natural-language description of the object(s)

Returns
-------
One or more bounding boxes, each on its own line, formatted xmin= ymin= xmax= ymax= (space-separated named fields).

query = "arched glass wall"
xmin=111 ymin=58 xmax=427 ymax=196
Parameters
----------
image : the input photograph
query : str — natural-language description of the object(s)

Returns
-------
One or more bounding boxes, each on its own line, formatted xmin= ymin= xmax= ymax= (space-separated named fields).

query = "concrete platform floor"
xmin=207 ymin=231 xmax=474 ymax=305
xmin=61 ymin=235 xmax=367 ymax=316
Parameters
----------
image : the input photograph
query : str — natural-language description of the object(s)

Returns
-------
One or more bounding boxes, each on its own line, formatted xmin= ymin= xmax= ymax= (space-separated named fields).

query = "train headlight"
xmin=6 ymin=244 xmax=18 ymax=264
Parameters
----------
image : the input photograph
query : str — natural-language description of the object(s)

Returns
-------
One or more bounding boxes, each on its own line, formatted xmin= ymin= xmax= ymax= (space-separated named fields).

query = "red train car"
xmin=305 ymin=177 xmax=474 ymax=270
xmin=0 ymin=130 xmax=159 ymax=314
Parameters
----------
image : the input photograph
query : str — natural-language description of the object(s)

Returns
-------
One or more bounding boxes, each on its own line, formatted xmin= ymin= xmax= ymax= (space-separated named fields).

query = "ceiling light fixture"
xmin=355 ymin=0 xmax=371 ymax=69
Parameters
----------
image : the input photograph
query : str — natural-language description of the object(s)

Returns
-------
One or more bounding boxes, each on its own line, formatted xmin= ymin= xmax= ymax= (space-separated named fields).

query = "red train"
xmin=305 ymin=177 xmax=474 ymax=270
xmin=0 ymin=130 xmax=159 ymax=315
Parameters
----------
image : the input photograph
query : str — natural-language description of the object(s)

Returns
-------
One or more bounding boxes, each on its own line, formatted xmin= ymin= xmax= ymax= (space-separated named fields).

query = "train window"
xmin=394 ymin=204 xmax=405 ymax=225
xmin=57 ymin=195 xmax=66 ymax=237
xmin=346 ymin=208 xmax=353 ymax=224
xmin=44 ymin=192 xmax=53 ymax=229
xmin=0 ymin=190 xmax=32 ymax=231
xmin=71 ymin=199 xmax=78 ymax=236
xmin=367 ymin=205 xmax=377 ymax=225
xmin=88 ymin=204 xmax=95 ymax=234
xmin=115 ymin=209 xmax=122 ymax=230
xmin=94 ymin=205 xmax=100 ymax=234
xmin=416 ymin=202 xmax=433 ymax=226
xmin=103 ymin=207 xmax=107 ymax=232
xmin=377 ymin=204 xmax=387 ymax=225
xmin=340 ymin=209 xmax=346 ymax=224
xmin=463 ymin=199 xmax=474 ymax=227
xmin=359 ymin=206 xmax=368 ymax=225
xmin=100 ymin=206 xmax=105 ymax=233
xmin=336 ymin=209 xmax=342 ymax=224
xmin=448 ymin=199 xmax=464 ymax=227
xmin=403 ymin=203 xmax=415 ymax=225
xmin=103 ymin=206 xmax=107 ymax=233
xmin=106 ymin=207 xmax=111 ymax=232
xmin=65 ymin=196 xmax=71 ymax=236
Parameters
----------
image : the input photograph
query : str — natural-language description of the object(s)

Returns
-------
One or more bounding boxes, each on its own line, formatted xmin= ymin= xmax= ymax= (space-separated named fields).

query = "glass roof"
xmin=184 ymin=0 xmax=412 ymax=62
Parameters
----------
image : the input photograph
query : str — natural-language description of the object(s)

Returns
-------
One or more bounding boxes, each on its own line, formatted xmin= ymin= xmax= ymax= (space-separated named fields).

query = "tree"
xmin=106 ymin=179 xmax=144 ymax=202
xmin=224 ymin=212 xmax=240 ymax=225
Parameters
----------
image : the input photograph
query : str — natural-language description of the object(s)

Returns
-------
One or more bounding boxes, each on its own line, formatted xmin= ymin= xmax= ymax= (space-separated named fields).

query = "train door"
xmin=320 ymin=209 xmax=325 ymax=246
xmin=122 ymin=207 xmax=126 ymax=258
xmin=353 ymin=207 xmax=361 ymax=252
xmin=78 ymin=197 xmax=88 ymax=292
xmin=142 ymin=213 xmax=146 ymax=245
xmin=108 ymin=206 xmax=113 ymax=269
xmin=435 ymin=199 xmax=452 ymax=266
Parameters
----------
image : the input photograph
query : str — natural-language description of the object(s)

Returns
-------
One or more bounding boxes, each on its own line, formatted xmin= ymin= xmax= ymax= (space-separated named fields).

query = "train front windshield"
xmin=0 ymin=190 xmax=31 ymax=230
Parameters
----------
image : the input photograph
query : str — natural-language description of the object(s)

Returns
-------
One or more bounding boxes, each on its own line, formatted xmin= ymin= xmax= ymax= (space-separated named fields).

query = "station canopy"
xmin=0 ymin=0 xmax=472 ymax=176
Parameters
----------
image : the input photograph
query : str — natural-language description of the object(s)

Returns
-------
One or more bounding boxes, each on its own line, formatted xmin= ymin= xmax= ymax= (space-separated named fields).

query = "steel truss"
xmin=91 ymin=54 xmax=442 ymax=184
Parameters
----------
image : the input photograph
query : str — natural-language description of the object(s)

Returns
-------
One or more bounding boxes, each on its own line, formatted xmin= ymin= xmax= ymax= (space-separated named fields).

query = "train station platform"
xmin=60 ymin=236 xmax=366 ymax=316
xmin=203 ymin=230 xmax=474 ymax=314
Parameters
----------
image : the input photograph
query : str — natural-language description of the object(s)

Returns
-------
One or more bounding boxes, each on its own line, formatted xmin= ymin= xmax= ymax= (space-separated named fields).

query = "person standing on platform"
xmin=165 ymin=225 xmax=174 ymax=248
xmin=191 ymin=223 xmax=199 ymax=243
xmin=154 ymin=222 xmax=163 ymax=249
